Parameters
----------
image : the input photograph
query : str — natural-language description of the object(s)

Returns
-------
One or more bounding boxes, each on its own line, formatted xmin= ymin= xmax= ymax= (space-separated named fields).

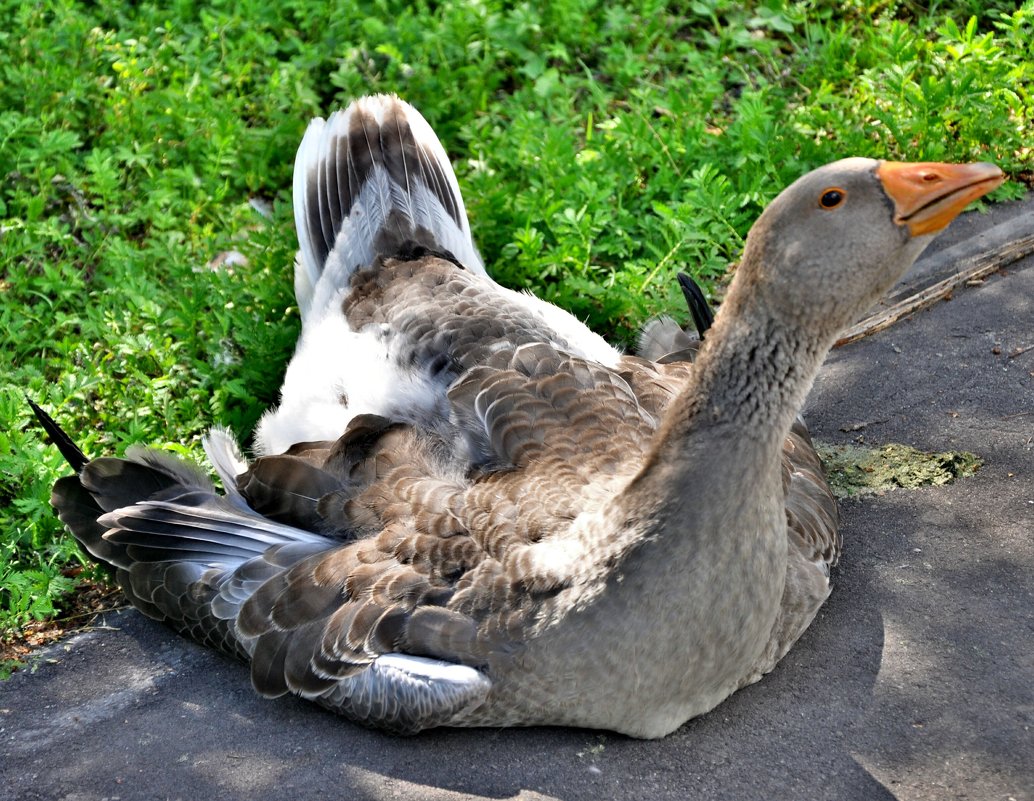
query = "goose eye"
xmin=819 ymin=188 xmax=846 ymax=209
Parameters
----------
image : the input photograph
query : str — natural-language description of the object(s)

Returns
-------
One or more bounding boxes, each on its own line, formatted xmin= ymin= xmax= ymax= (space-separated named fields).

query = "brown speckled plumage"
xmin=42 ymin=94 xmax=1003 ymax=737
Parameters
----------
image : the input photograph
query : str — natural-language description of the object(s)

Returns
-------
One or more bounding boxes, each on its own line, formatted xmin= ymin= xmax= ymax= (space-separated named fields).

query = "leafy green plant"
xmin=1 ymin=0 xmax=1031 ymax=642
xmin=0 ymin=567 xmax=76 ymax=626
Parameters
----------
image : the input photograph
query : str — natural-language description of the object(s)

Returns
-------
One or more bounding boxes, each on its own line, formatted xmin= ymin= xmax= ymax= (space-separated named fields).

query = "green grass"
xmin=1 ymin=0 xmax=1032 ymax=639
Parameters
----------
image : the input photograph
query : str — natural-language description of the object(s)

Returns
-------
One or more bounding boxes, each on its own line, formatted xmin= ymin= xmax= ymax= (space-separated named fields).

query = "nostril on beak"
xmin=922 ymin=172 xmax=940 ymax=182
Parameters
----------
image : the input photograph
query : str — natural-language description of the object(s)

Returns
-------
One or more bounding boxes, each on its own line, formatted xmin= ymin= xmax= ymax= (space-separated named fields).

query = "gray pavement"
xmin=1 ymin=199 xmax=1032 ymax=801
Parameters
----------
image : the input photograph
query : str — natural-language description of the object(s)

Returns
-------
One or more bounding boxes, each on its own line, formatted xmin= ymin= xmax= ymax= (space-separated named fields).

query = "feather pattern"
xmin=293 ymin=94 xmax=485 ymax=326
xmin=39 ymin=98 xmax=1000 ymax=737
xmin=256 ymin=94 xmax=618 ymax=457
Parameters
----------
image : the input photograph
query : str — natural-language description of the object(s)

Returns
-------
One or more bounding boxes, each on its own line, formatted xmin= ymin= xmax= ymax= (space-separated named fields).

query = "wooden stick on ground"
xmin=835 ymin=211 xmax=1034 ymax=348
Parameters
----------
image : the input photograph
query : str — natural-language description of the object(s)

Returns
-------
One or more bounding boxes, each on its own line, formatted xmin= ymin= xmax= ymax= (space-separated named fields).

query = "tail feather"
xmin=293 ymin=94 xmax=484 ymax=324
xmin=637 ymin=316 xmax=694 ymax=361
xmin=40 ymin=412 xmax=335 ymax=661
xmin=203 ymin=426 xmax=252 ymax=511
xmin=28 ymin=396 xmax=88 ymax=471
xmin=51 ymin=475 xmax=125 ymax=570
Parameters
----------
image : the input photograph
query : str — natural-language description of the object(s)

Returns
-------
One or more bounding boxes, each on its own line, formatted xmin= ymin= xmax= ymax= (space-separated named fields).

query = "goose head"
xmin=730 ymin=157 xmax=1004 ymax=338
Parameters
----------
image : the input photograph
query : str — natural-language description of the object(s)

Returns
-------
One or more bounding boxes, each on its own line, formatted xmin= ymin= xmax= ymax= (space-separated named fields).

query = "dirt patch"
xmin=1 ymin=576 xmax=124 ymax=678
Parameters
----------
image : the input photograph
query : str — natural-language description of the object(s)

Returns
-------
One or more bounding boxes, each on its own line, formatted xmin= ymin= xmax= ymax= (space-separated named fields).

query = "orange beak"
xmin=876 ymin=161 xmax=1004 ymax=237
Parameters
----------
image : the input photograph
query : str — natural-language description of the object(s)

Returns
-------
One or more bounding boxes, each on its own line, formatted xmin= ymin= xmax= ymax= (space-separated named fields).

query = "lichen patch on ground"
xmin=816 ymin=442 xmax=983 ymax=498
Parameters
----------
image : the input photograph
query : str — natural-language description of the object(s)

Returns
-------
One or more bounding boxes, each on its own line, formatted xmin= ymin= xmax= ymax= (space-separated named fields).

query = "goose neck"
xmin=687 ymin=302 xmax=825 ymax=441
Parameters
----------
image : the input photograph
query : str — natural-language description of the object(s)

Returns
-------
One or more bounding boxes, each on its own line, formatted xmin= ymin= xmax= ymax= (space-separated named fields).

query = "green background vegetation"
xmin=1 ymin=0 xmax=1032 ymax=645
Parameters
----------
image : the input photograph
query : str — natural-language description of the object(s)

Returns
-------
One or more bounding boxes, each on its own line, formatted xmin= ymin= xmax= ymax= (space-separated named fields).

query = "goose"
xmin=35 ymin=95 xmax=1003 ymax=738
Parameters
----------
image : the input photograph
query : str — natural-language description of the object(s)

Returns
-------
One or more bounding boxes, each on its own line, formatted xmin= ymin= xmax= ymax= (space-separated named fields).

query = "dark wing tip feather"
xmin=677 ymin=273 xmax=715 ymax=339
xmin=304 ymin=162 xmax=332 ymax=270
xmin=27 ymin=396 xmax=89 ymax=472
xmin=390 ymin=240 xmax=464 ymax=270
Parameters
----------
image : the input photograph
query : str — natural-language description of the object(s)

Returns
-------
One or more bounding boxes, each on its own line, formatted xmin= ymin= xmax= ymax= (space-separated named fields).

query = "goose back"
xmin=257 ymin=95 xmax=619 ymax=454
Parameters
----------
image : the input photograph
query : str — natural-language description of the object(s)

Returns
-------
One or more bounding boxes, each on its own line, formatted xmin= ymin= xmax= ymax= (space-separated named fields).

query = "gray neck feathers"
xmin=641 ymin=271 xmax=830 ymax=489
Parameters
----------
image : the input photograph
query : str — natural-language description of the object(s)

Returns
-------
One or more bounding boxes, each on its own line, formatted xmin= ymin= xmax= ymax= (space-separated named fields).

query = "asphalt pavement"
xmin=1 ymin=198 xmax=1032 ymax=801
